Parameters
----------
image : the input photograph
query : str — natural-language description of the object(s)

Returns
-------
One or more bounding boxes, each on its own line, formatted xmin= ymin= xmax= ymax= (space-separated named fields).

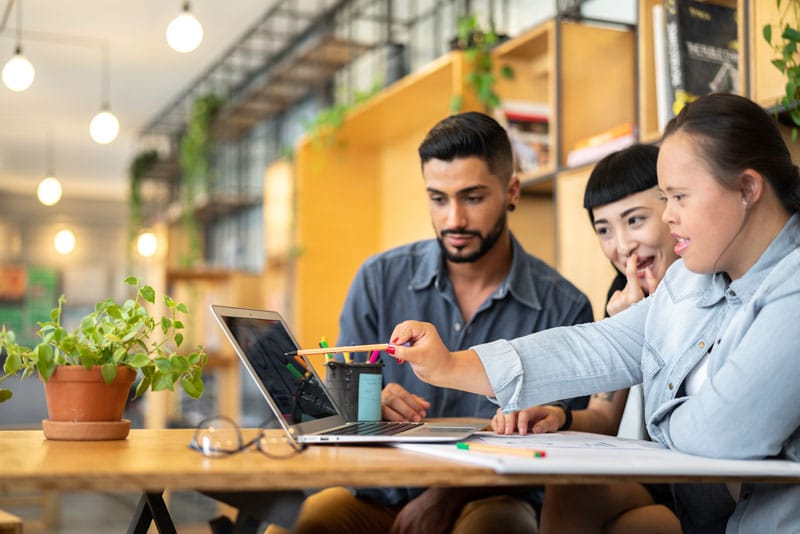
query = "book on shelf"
xmin=652 ymin=3 xmax=672 ymax=133
xmin=664 ymin=0 xmax=738 ymax=116
xmin=566 ymin=123 xmax=636 ymax=168
xmin=495 ymin=101 xmax=550 ymax=174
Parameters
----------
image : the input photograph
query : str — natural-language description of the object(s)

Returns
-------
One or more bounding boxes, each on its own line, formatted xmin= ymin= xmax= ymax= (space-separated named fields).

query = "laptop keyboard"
xmin=318 ymin=421 xmax=424 ymax=436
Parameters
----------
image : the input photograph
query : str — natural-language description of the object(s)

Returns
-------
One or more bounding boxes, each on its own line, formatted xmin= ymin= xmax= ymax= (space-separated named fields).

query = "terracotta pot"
xmin=41 ymin=365 xmax=137 ymax=440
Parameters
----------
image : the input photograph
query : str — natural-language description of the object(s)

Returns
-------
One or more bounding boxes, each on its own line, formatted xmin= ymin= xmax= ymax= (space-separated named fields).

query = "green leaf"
xmin=124 ymin=276 xmax=139 ymax=286
xmin=141 ymin=285 xmax=156 ymax=304
xmin=177 ymin=303 xmax=189 ymax=314
xmin=0 ymin=389 xmax=12 ymax=402
xmin=127 ymin=353 xmax=152 ymax=368
xmin=181 ymin=377 xmax=202 ymax=399
xmin=500 ymin=65 xmax=514 ymax=80
xmin=100 ymin=363 xmax=118 ymax=383
xmin=170 ymin=355 xmax=190 ymax=373
xmin=112 ymin=347 xmax=127 ymax=365
xmin=764 ymin=24 xmax=773 ymax=45
xmin=783 ymin=26 xmax=800 ymax=42
xmin=134 ymin=376 xmax=150 ymax=399
xmin=175 ymin=333 xmax=184 ymax=348
xmin=3 ymin=352 xmax=21 ymax=373
xmin=36 ymin=344 xmax=55 ymax=381
xmin=151 ymin=371 xmax=175 ymax=392
xmin=450 ymin=94 xmax=463 ymax=113
xmin=161 ymin=316 xmax=171 ymax=334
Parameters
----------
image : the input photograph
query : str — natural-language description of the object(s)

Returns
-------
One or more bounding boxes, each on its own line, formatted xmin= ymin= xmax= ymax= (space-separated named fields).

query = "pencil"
xmin=456 ymin=442 xmax=547 ymax=458
xmin=285 ymin=343 xmax=390 ymax=356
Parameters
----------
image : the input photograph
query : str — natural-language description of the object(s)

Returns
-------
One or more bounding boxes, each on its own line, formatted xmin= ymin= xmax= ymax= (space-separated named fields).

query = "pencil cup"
xmin=325 ymin=361 xmax=383 ymax=421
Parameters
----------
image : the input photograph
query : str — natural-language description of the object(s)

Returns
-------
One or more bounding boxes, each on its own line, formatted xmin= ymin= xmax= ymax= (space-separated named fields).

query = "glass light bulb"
xmin=166 ymin=12 xmax=203 ymax=53
xmin=2 ymin=52 xmax=35 ymax=92
xmin=137 ymin=232 xmax=158 ymax=257
xmin=54 ymin=229 xmax=76 ymax=255
xmin=89 ymin=109 xmax=120 ymax=144
xmin=37 ymin=176 xmax=62 ymax=206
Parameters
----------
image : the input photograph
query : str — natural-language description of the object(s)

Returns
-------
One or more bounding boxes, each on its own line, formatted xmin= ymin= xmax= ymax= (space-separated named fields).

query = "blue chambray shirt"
xmin=476 ymin=214 xmax=800 ymax=533
xmin=338 ymin=233 xmax=594 ymax=507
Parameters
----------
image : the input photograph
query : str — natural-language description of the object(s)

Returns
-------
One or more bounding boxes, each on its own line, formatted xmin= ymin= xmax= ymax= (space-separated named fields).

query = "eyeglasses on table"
xmin=188 ymin=415 xmax=306 ymax=459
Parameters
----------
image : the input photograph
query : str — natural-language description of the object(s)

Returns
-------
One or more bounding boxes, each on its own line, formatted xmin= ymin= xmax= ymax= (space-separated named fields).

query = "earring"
xmin=508 ymin=204 xmax=516 ymax=212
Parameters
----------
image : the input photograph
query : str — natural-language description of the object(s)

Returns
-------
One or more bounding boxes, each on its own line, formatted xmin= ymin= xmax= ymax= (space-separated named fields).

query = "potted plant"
xmin=449 ymin=14 xmax=513 ymax=113
xmin=762 ymin=0 xmax=800 ymax=142
xmin=0 ymin=276 xmax=207 ymax=440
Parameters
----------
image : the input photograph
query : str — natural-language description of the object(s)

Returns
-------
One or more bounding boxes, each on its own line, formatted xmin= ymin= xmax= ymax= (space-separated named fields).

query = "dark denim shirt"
xmin=337 ymin=233 xmax=594 ymax=418
xmin=338 ymin=234 xmax=593 ymax=507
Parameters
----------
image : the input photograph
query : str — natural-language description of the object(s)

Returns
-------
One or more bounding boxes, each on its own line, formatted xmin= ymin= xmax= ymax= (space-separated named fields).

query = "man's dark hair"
xmin=418 ymin=112 xmax=513 ymax=184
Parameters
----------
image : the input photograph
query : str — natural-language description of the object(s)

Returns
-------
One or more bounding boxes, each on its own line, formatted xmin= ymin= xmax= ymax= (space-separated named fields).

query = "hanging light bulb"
xmin=89 ymin=107 xmax=119 ymax=144
xmin=54 ymin=229 xmax=76 ymax=255
xmin=3 ymin=1 xmax=34 ymax=92
xmin=89 ymin=45 xmax=119 ymax=144
xmin=137 ymin=231 xmax=158 ymax=257
xmin=2 ymin=46 xmax=35 ymax=91
xmin=166 ymin=2 xmax=203 ymax=53
xmin=37 ymin=177 xmax=62 ymax=206
xmin=37 ymin=132 xmax=62 ymax=206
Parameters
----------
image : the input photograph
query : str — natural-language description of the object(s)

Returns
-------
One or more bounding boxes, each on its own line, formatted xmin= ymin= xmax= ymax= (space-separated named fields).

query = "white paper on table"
xmin=394 ymin=431 xmax=800 ymax=478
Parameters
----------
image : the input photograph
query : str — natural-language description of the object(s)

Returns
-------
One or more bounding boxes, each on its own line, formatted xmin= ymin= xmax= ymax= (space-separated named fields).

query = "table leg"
xmin=127 ymin=491 xmax=177 ymax=534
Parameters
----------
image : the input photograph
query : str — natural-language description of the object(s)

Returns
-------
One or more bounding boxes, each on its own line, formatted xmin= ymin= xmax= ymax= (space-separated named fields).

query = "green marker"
xmin=320 ymin=336 xmax=334 ymax=362
xmin=286 ymin=363 xmax=303 ymax=380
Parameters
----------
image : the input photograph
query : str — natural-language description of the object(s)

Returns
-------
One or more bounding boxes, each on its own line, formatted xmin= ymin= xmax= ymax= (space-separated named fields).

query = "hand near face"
xmin=606 ymin=254 xmax=661 ymax=316
xmin=491 ymin=406 xmax=564 ymax=435
xmin=381 ymin=383 xmax=430 ymax=422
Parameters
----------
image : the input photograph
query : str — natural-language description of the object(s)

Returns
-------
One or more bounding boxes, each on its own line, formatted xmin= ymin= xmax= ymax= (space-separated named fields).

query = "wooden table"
xmin=2 ymin=428 xmax=799 ymax=533
xmin=0 ymin=427 xmax=544 ymax=533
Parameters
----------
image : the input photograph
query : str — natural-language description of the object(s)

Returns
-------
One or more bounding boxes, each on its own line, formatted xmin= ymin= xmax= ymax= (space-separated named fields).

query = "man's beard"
xmin=437 ymin=211 xmax=506 ymax=263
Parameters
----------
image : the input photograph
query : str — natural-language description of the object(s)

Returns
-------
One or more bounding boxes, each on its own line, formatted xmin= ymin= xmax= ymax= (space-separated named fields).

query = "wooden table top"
xmin=0 ymin=428 xmax=515 ymax=493
xmin=3 ymin=428 xmax=797 ymax=494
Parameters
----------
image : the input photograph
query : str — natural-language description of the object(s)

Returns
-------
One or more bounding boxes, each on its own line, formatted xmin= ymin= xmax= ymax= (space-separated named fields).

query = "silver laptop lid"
xmin=210 ymin=305 xmax=350 ymax=441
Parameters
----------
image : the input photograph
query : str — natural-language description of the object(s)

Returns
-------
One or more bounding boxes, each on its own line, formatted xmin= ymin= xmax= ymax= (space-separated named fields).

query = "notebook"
xmin=210 ymin=305 xmax=484 ymax=444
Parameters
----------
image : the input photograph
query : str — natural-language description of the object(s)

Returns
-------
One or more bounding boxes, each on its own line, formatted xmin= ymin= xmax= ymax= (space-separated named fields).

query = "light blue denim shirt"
xmin=474 ymin=214 xmax=800 ymax=533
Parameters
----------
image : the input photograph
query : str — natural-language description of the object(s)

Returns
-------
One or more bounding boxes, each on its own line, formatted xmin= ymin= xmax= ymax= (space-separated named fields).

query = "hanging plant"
xmin=304 ymin=80 xmax=382 ymax=150
xmin=128 ymin=149 xmax=158 ymax=251
xmin=450 ymin=14 xmax=514 ymax=113
xmin=178 ymin=93 xmax=222 ymax=267
xmin=763 ymin=0 xmax=800 ymax=142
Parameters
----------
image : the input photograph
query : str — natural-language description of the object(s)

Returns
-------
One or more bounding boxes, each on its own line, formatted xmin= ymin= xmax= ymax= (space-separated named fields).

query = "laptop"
xmin=210 ymin=305 xmax=484 ymax=444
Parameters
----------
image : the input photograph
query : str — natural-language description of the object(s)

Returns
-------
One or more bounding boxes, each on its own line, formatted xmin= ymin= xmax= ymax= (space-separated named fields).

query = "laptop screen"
xmin=217 ymin=314 xmax=338 ymax=425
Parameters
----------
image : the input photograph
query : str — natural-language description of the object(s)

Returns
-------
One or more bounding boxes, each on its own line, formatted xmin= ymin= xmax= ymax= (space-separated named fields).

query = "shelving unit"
xmin=290 ymin=16 xmax=636 ymax=343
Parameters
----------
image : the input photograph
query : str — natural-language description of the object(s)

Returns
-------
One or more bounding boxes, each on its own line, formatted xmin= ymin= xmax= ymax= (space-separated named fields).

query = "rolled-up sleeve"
xmin=473 ymin=339 xmax=525 ymax=410
xmin=472 ymin=302 xmax=648 ymax=414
